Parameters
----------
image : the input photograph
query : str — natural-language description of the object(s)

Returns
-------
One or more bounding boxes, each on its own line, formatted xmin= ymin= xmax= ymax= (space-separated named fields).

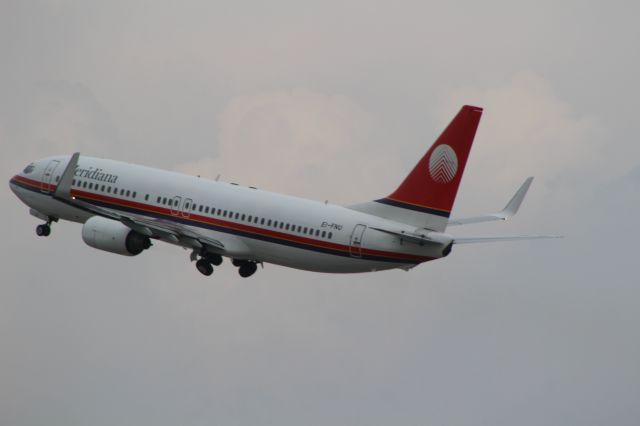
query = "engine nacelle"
xmin=82 ymin=216 xmax=151 ymax=256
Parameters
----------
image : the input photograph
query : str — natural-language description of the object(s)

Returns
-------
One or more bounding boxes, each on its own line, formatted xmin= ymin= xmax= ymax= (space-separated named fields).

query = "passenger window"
xmin=235 ymin=212 xmax=239 ymax=219
xmin=328 ymin=232 xmax=333 ymax=239
xmin=72 ymin=179 xmax=76 ymax=185
xmin=55 ymin=176 xmax=59 ymax=182
xmin=120 ymin=189 xmax=125 ymax=196
xmin=126 ymin=190 xmax=131 ymax=197
xmin=88 ymin=183 xmax=93 ymax=189
xmin=217 ymin=209 xmax=222 ymax=215
xmin=132 ymin=191 xmax=137 ymax=198
xmin=82 ymin=181 xmax=87 ymax=188
xmin=322 ymin=231 xmax=326 ymax=238
xmin=241 ymin=214 xmax=246 ymax=221
xmin=297 ymin=225 xmax=302 ymax=233
xmin=106 ymin=187 xmax=111 ymax=193
xmin=315 ymin=229 xmax=319 ymax=236
xmin=254 ymin=217 xmax=259 ymax=224
xmin=205 ymin=206 xmax=210 ymax=214
xmin=303 ymin=227 xmax=308 ymax=234
xmin=157 ymin=196 xmax=161 ymax=203
xmin=101 ymin=185 xmax=105 ymax=191
xmin=145 ymin=194 xmax=149 ymax=201
xmin=199 ymin=205 xmax=203 ymax=212
xmin=248 ymin=215 xmax=252 ymax=222
xmin=267 ymin=219 xmax=272 ymax=226
xmin=162 ymin=197 xmax=167 ymax=204
xmin=223 ymin=210 xmax=227 ymax=217
xmin=261 ymin=218 xmax=265 ymax=225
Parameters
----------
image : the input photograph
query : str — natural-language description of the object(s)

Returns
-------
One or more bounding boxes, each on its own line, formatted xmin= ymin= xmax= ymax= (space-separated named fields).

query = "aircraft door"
xmin=349 ymin=224 xmax=367 ymax=258
xmin=41 ymin=160 xmax=60 ymax=193
xmin=182 ymin=198 xmax=193 ymax=218
xmin=170 ymin=196 xmax=182 ymax=216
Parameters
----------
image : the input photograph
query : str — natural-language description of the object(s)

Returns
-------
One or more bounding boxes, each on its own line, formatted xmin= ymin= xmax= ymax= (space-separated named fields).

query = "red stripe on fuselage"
xmin=11 ymin=175 xmax=433 ymax=263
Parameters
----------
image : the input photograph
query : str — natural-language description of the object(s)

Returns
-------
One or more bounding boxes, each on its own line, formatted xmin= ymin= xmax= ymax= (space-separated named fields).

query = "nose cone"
xmin=9 ymin=174 xmax=23 ymax=200
xmin=9 ymin=162 xmax=37 ymax=200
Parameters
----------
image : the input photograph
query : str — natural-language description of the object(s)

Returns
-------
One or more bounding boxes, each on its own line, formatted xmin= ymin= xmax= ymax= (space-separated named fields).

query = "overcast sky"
xmin=1 ymin=1 xmax=639 ymax=425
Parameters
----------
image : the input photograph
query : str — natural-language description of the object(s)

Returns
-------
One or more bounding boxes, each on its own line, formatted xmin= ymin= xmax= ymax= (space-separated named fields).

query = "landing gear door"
xmin=349 ymin=224 xmax=367 ymax=258
xmin=41 ymin=160 xmax=60 ymax=193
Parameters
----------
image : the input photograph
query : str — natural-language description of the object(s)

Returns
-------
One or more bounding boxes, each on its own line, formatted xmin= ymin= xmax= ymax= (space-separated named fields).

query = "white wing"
xmin=53 ymin=152 xmax=227 ymax=253
xmin=448 ymin=177 xmax=533 ymax=226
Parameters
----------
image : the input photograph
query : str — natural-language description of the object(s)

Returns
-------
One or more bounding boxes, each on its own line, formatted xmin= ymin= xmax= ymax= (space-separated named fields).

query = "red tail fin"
xmin=379 ymin=105 xmax=483 ymax=218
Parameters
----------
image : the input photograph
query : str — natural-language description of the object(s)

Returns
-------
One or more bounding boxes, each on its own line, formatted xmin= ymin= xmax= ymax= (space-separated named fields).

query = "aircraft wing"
xmin=52 ymin=152 xmax=226 ymax=253
xmin=447 ymin=177 xmax=533 ymax=226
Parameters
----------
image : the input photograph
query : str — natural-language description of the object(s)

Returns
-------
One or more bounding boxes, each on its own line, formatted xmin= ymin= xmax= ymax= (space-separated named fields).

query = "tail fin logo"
xmin=428 ymin=144 xmax=458 ymax=184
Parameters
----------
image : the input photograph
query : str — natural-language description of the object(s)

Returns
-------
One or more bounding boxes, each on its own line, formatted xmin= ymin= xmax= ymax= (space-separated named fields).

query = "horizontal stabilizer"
xmin=448 ymin=177 xmax=533 ymax=226
xmin=453 ymin=234 xmax=562 ymax=244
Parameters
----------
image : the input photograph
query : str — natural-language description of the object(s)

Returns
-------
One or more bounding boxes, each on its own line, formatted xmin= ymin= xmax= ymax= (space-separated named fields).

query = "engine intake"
xmin=82 ymin=216 xmax=151 ymax=256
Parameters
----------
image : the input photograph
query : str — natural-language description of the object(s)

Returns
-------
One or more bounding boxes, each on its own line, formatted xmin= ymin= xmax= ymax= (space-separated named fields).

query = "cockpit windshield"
xmin=23 ymin=163 xmax=35 ymax=174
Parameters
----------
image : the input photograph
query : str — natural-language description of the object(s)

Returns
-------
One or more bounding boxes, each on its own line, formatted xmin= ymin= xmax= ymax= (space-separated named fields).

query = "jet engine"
xmin=81 ymin=216 xmax=151 ymax=256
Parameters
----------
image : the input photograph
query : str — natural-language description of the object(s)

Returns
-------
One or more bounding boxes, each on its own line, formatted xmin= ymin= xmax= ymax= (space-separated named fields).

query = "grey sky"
xmin=1 ymin=1 xmax=639 ymax=425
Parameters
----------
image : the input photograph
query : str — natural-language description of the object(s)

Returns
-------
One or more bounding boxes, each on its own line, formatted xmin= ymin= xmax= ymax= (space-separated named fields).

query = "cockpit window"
xmin=23 ymin=163 xmax=35 ymax=174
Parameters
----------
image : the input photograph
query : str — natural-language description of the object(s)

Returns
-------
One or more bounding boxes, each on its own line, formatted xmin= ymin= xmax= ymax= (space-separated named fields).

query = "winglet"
xmin=53 ymin=152 xmax=79 ymax=200
xmin=496 ymin=176 xmax=533 ymax=220
xmin=447 ymin=177 xmax=534 ymax=226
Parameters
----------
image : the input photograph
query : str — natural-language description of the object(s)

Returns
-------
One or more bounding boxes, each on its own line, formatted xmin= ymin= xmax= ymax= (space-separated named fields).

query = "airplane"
xmin=8 ymin=105 xmax=558 ymax=278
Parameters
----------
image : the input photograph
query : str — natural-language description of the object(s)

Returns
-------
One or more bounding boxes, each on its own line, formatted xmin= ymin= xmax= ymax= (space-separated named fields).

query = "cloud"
xmin=441 ymin=72 xmax=601 ymax=190
xmin=0 ymin=80 xmax=119 ymax=171
xmin=2 ymin=2 xmax=640 ymax=425
xmin=175 ymin=89 xmax=399 ymax=203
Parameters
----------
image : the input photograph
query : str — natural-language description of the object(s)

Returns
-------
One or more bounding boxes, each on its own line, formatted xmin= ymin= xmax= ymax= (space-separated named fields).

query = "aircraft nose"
xmin=9 ymin=175 xmax=21 ymax=195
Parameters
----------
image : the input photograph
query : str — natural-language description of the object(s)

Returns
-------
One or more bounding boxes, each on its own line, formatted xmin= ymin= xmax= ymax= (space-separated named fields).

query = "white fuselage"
xmin=10 ymin=155 xmax=443 ymax=273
